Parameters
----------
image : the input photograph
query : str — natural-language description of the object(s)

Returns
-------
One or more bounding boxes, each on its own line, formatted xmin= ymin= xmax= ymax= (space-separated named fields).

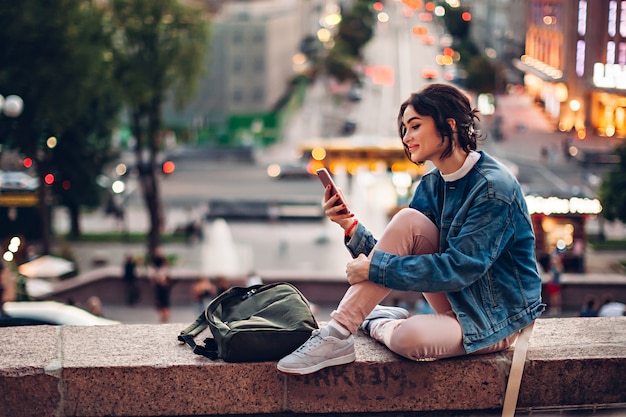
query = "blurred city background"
xmin=1 ymin=0 xmax=626 ymax=328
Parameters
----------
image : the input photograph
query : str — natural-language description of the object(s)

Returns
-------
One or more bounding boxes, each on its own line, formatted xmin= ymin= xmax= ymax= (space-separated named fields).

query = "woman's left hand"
xmin=346 ymin=254 xmax=370 ymax=285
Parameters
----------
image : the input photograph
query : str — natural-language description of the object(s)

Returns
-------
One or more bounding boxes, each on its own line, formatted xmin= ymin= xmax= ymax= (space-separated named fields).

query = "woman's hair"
xmin=397 ymin=83 xmax=481 ymax=162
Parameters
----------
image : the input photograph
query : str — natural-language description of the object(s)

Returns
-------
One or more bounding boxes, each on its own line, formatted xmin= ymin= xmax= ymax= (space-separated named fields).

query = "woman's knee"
xmin=387 ymin=208 xmax=439 ymax=253
xmin=387 ymin=320 xmax=432 ymax=358
xmin=392 ymin=208 xmax=437 ymax=234
xmin=387 ymin=315 xmax=465 ymax=360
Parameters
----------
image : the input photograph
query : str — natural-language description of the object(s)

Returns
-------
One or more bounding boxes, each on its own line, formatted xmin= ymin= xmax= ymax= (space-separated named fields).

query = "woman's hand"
xmin=323 ymin=185 xmax=355 ymax=230
xmin=346 ymin=254 xmax=370 ymax=285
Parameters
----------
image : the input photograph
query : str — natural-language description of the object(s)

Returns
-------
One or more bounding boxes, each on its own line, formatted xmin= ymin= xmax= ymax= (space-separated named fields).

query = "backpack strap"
xmin=192 ymin=338 xmax=219 ymax=359
xmin=501 ymin=321 xmax=535 ymax=417
xmin=178 ymin=310 xmax=221 ymax=360
xmin=178 ymin=310 xmax=209 ymax=340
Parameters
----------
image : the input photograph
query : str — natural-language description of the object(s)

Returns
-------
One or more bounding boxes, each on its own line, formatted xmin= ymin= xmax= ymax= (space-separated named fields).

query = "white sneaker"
xmin=360 ymin=305 xmax=410 ymax=337
xmin=277 ymin=327 xmax=355 ymax=375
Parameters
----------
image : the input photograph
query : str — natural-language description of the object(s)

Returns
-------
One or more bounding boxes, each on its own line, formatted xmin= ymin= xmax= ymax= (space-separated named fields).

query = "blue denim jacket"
xmin=346 ymin=151 xmax=544 ymax=353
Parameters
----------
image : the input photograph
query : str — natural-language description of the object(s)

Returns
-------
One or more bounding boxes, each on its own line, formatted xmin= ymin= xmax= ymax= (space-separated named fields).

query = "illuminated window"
xmin=619 ymin=42 xmax=626 ymax=65
xmin=578 ymin=0 xmax=587 ymax=36
xmin=608 ymin=41 xmax=616 ymax=64
xmin=621 ymin=1 xmax=626 ymax=36
xmin=576 ymin=40 xmax=585 ymax=77
xmin=609 ymin=1 xmax=617 ymax=37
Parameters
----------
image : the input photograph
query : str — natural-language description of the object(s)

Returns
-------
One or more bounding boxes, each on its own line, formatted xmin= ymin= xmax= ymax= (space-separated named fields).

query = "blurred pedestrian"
xmin=578 ymin=294 xmax=599 ymax=317
xmin=217 ymin=276 xmax=233 ymax=295
xmin=149 ymin=247 xmax=172 ymax=323
xmin=123 ymin=254 xmax=140 ymax=306
xmin=246 ymin=270 xmax=263 ymax=287
xmin=598 ymin=294 xmax=626 ymax=317
xmin=191 ymin=278 xmax=217 ymax=314
xmin=562 ymin=136 xmax=574 ymax=161
xmin=85 ymin=295 xmax=103 ymax=317
xmin=0 ymin=261 xmax=7 ymax=316
xmin=546 ymin=248 xmax=563 ymax=315
xmin=15 ymin=274 xmax=30 ymax=301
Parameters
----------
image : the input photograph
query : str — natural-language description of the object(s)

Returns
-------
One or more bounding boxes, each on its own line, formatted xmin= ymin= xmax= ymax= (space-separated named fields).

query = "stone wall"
xmin=1 ymin=317 xmax=625 ymax=417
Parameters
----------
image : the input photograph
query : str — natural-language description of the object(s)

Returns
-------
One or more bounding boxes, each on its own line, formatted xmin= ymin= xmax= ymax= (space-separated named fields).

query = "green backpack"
xmin=178 ymin=282 xmax=318 ymax=362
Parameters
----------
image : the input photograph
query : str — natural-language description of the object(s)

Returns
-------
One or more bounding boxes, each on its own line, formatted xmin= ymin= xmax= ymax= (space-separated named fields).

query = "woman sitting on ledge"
xmin=278 ymin=83 xmax=545 ymax=375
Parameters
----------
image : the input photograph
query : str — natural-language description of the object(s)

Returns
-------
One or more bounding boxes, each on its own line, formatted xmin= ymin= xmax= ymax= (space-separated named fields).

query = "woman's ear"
xmin=446 ymin=118 xmax=457 ymax=132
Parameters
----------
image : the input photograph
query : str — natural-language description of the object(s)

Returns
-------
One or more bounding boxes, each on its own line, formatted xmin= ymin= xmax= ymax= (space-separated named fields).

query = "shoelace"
xmin=296 ymin=329 xmax=324 ymax=353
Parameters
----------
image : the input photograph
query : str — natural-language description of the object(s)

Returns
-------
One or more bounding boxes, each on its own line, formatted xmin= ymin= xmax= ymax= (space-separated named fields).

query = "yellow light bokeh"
xmin=310 ymin=147 xmax=327 ymax=161
xmin=46 ymin=136 xmax=57 ymax=149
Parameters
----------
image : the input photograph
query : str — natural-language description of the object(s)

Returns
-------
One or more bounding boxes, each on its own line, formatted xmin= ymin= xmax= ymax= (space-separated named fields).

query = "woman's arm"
xmin=320 ymin=182 xmax=377 ymax=258
xmin=369 ymin=194 xmax=515 ymax=293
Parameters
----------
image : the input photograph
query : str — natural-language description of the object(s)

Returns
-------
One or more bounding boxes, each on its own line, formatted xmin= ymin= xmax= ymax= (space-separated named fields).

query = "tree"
xmin=0 ymin=0 xmax=121 ymax=252
xmin=108 ymin=0 xmax=210 ymax=256
xmin=598 ymin=145 xmax=626 ymax=224
xmin=464 ymin=54 xmax=497 ymax=94
xmin=325 ymin=41 xmax=361 ymax=83
xmin=51 ymin=94 xmax=121 ymax=238
xmin=337 ymin=1 xmax=375 ymax=57
xmin=324 ymin=0 xmax=375 ymax=83
xmin=441 ymin=4 xmax=471 ymax=39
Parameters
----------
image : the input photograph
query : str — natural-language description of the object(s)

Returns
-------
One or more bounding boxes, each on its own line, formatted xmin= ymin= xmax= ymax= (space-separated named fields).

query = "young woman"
xmin=278 ymin=83 xmax=545 ymax=375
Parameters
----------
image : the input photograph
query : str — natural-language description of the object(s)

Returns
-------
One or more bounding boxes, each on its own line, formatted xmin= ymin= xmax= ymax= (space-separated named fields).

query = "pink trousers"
xmin=330 ymin=208 xmax=518 ymax=360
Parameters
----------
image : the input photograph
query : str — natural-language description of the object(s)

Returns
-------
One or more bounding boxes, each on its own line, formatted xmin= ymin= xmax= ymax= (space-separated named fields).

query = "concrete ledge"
xmin=1 ymin=317 xmax=625 ymax=416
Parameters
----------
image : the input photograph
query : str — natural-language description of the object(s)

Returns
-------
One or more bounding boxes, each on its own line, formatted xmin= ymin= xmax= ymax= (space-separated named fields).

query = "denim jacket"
xmin=346 ymin=151 xmax=544 ymax=353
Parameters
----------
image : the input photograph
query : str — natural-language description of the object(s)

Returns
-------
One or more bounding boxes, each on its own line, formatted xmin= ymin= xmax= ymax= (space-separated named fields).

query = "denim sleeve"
xmin=368 ymin=194 xmax=516 ymax=293
xmin=345 ymin=222 xmax=377 ymax=259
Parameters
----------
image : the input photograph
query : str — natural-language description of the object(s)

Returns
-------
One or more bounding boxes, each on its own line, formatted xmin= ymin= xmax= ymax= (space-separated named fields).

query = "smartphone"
xmin=316 ymin=168 xmax=349 ymax=215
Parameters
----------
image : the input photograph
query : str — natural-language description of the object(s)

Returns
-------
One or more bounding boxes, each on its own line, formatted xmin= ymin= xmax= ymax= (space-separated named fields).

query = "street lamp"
xmin=0 ymin=94 xmax=24 ymax=118
xmin=0 ymin=94 xmax=24 ymax=162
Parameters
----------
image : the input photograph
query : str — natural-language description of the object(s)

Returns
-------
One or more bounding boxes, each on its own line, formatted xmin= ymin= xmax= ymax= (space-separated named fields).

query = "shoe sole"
xmin=361 ymin=306 xmax=410 ymax=336
xmin=276 ymin=351 xmax=356 ymax=375
xmin=367 ymin=305 xmax=410 ymax=321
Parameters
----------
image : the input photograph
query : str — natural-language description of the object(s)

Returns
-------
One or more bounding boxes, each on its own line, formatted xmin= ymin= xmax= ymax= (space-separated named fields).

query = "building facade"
xmin=517 ymin=0 xmax=626 ymax=139
xmin=469 ymin=0 xmax=528 ymax=86
xmin=165 ymin=0 xmax=322 ymax=145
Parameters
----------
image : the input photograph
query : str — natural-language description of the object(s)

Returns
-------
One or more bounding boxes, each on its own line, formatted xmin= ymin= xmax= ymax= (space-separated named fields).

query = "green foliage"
xmin=109 ymin=0 xmax=210 ymax=113
xmin=323 ymin=0 xmax=376 ymax=82
xmin=588 ymin=237 xmax=626 ymax=251
xmin=598 ymin=145 xmax=626 ymax=223
xmin=464 ymin=55 xmax=496 ymax=94
xmin=64 ymin=231 xmax=188 ymax=245
xmin=337 ymin=2 xmax=375 ymax=57
xmin=108 ymin=0 xmax=210 ymax=254
xmin=0 ymin=0 xmax=123 ymax=241
xmin=325 ymin=41 xmax=361 ymax=83
xmin=441 ymin=4 xmax=471 ymax=39
xmin=0 ymin=0 xmax=117 ymax=151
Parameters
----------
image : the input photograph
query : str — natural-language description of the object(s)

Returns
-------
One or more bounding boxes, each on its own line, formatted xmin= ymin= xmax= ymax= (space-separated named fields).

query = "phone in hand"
xmin=316 ymin=168 xmax=350 ymax=215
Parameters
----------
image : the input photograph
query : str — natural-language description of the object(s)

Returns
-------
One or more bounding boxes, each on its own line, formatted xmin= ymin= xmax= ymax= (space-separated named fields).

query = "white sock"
xmin=327 ymin=320 xmax=351 ymax=338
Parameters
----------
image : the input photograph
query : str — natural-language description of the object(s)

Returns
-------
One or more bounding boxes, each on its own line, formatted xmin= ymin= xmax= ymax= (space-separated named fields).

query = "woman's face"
xmin=401 ymin=105 xmax=447 ymax=165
